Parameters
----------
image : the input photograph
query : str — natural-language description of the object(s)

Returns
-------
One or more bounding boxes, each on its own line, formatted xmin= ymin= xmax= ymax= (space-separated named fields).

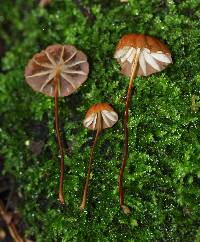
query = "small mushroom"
xmin=25 ymin=44 xmax=89 ymax=204
xmin=114 ymin=33 xmax=172 ymax=214
xmin=80 ymin=103 xmax=118 ymax=210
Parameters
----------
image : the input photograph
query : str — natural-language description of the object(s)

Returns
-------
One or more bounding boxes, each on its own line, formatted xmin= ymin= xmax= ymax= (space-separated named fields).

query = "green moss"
xmin=0 ymin=0 xmax=200 ymax=241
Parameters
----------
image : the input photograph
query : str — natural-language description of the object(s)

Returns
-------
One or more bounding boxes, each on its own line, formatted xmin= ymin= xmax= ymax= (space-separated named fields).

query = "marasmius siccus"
xmin=114 ymin=33 xmax=172 ymax=214
xmin=25 ymin=44 xmax=89 ymax=204
xmin=80 ymin=103 xmax=118 ymax=210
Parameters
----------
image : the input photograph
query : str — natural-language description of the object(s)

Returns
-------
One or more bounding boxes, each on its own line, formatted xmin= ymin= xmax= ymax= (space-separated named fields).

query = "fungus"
xmin=25 ymin=44 xmax=89 ymax=204
xmin=114 ymin=33 xmax=172 ymax=214
xmin=80 ymin=103 xmax=118 ymax=210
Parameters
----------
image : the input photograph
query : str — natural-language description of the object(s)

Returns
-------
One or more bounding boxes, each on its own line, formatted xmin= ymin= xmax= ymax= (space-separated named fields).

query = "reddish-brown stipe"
xmin=0 ymin=200 xmax=24 ymax=242
xmin=114 ymin=33 xmax=172 ymax=214
xmin=80 ymin=103 xmax=118 ymax=210
xmin=25 ymin=44 xmax=89 ymax=204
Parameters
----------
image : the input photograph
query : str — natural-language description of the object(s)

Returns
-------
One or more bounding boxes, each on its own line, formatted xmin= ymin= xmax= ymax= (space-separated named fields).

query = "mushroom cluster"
xmin=24 ymin=33 xmax=172 ymax=214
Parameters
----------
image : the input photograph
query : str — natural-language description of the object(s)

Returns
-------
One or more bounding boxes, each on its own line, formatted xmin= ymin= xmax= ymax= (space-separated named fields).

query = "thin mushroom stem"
xmin=119 ymin=49 xmax=141 ymax=214
xmin=80 ymin=128 xmax=100 ymax=210
xmin=0 ymin=200 xmax=24 ymax=242
xmin=54 ymin=72 xmax=65 ymax=204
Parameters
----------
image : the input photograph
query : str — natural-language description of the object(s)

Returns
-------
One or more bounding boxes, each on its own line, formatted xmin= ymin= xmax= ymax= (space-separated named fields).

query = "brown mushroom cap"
xmin=114 ymin=33 xmax=172 ymax=77
xmin=83 ymin=103 xmax=118 ymax=130
xmin=25 ymin=44 xmax=89 ymax=97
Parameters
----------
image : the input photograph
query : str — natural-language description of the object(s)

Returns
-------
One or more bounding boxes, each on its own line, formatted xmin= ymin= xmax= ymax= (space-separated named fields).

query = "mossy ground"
xmin=0 ymin=0 xmax=200 ymax=241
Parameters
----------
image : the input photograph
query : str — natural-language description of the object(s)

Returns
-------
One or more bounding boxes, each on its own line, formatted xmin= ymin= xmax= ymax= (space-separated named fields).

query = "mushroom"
xmin=114 ymin=33 xmax=172 ymax=214
xmin=25 ymin=44 xmax=89 ymax=204
xmin=80 ymin=103 xmax=118 ymax=210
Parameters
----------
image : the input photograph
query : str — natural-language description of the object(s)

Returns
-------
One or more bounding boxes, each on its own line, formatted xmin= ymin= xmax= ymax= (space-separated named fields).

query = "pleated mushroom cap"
xmin=114 ymin=33 xmax=172 ymax=77
xmin=25 ymin=44 xmax=89 ymax=97
xmin=83 ymin=103 xmax=118 ymax=130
